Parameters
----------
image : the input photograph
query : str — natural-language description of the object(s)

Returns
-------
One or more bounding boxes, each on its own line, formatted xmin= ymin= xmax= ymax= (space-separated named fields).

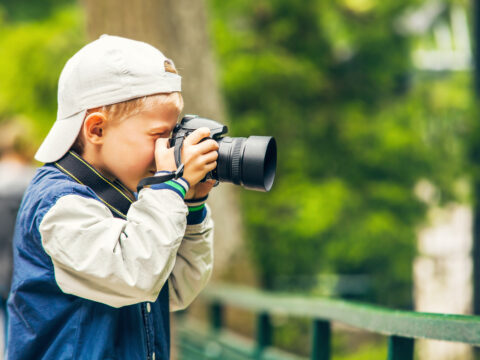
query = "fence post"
xmin=387 ymin=336 xmax=414 ymax=360
xmin=256 ymin=312 xmax=272 ymax=357
xmin=210 ymin=302 xmax=223 ymax=332
xmin=311 ymin=319 xmax=331 ymax=360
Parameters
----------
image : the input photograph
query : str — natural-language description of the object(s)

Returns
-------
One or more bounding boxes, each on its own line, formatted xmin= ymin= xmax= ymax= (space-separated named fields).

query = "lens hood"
xmin=242 ymin=136 xmax=277 ymax=192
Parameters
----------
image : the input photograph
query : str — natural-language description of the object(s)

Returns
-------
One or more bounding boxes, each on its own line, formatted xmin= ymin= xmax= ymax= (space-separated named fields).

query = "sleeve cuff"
xmin=150 ymin=177 xmax=190 ymax=199
xmin=186 ymin=195 xmax=208 ymax=225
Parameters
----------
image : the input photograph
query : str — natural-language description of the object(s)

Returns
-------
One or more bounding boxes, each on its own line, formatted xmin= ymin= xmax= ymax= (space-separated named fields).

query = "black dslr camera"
xmin=169 ymin=115 xmax=277 ymax=192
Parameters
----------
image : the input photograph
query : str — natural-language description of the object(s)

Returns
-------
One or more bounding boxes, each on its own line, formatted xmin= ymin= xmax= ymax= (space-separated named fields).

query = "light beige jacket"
xmin=39 ymin=187 xmax=214 ymax=310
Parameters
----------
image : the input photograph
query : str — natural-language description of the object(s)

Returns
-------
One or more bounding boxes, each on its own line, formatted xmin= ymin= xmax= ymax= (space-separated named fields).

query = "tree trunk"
xmin=81 ymin=0 xmax=245 ymax=275
xmin=414 ymin=203 xmax=473 ymax=360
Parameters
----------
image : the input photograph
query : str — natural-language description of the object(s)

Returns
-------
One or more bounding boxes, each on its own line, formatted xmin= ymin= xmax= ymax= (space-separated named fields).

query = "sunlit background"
xmin=0 ymin=0 xmax=478 ymax=359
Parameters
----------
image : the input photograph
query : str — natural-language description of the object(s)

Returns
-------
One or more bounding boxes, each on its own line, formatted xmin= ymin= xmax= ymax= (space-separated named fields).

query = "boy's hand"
xmin=154 ymin=127 xmax=219 ymax=194
xmin=154 ymin=138 xmax=176 ymax=172
xmin=180 ymin=128 xmax=219 ymax=186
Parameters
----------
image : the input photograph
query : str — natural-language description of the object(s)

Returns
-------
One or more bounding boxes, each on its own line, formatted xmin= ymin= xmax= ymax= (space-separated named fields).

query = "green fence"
xmin=176 ymin=283 xmax=480 ymax=359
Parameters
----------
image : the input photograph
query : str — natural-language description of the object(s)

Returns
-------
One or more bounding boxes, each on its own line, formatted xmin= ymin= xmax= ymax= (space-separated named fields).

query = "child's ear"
xmin=84 ymin=112 xmax=107 ymax=145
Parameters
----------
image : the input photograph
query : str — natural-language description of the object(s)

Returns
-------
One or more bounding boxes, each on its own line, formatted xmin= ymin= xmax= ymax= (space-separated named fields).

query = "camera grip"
xmin=173 ymin=135 xmax=184 ymax=169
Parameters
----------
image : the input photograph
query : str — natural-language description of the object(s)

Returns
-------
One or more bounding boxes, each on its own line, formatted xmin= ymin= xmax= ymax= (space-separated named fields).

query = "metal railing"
xmin=176 ymin=283 xmax=480 ymax=359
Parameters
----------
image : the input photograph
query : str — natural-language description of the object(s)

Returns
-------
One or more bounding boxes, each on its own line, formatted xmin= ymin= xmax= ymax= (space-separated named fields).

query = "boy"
xmin=7 ymin=35 xmax=219 ymax=360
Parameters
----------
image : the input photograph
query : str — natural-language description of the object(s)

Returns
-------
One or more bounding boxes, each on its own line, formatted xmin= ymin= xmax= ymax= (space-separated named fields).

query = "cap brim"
xmin=34 ymin=110 xmax=86 ymax=163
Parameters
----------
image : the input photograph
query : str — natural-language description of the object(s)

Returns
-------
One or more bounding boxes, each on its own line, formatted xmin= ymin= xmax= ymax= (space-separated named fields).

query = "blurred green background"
xmin=210 ymin=0 xmax=472 ymax=309
xmin=0 ymin=0 xmax=475 ymax=357
xmin=0 ymin=0 xmax=472 ymax=305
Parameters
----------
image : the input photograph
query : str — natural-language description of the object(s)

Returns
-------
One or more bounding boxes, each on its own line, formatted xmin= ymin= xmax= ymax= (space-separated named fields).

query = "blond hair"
xmin=71 ymin=60 xmax=183 ymax=155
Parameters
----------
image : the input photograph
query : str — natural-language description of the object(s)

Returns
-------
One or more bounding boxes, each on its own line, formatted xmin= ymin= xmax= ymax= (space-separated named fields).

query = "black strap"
xmin=54 ymin=151 xmax=133 ymax=219
xmin=136 ymin=164 xmax=184 ymax=193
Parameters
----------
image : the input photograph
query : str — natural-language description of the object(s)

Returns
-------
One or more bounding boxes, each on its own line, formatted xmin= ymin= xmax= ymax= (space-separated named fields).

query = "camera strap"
xmin=54 ymin=151 xmax=133 ymax=219
xmin=136 ymin=164 xmax=184 ymax=192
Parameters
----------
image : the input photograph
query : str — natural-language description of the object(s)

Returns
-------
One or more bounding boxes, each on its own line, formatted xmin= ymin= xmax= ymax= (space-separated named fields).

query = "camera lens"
xmin=215 ymin=136 xmax=277 ymax=192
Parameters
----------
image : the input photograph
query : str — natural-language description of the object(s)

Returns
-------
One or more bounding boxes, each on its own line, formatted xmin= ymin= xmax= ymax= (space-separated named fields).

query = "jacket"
xmin=7 ymin=162 xmax=214 ymax=360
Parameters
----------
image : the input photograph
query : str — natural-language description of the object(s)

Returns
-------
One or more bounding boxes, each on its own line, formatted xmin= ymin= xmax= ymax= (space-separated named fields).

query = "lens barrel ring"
xmin=230 ymin=139 xmax=244 ymax=185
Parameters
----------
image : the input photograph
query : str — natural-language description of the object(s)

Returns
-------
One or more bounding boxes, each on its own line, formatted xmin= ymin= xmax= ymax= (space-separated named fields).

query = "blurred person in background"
xmin=0 ymin=119 xmax=35 ymax=353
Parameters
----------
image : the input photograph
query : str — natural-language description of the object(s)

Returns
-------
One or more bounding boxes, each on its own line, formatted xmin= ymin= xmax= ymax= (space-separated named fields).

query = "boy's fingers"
xmin=183 ymin=127 xmax=211 ymax=146
xmin=205 ymin=161 xmax=217 ymax=172
xmin=195 ymin=139 xmax=219 ymax=154
xmin=201 ymin=151 xmax=219 ymax=164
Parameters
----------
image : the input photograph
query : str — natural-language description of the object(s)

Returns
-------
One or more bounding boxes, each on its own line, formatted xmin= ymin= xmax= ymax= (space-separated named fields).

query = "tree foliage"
xmin=0 ymin=1 xmax=84 ymax=141
xmin=209 ymin=0 xmax=471 ymax=306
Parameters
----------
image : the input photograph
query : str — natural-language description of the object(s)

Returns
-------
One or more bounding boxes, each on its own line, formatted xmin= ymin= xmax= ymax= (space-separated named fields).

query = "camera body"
xmin=170 ymin=115 xmax=227 ymax=182
xmin=171 ymin=115 xmax=229 ymax=141
xmin=170 ymin=115 xmax=277 ymax=192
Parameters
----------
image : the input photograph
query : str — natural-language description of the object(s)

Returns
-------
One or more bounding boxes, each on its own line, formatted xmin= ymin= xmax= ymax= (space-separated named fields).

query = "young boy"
xmin=7 ymin=35 xmax=219 ymax=360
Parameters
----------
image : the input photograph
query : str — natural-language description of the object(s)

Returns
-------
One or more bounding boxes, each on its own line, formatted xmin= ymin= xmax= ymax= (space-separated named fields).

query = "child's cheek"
xmin=137 ymin=145 xmax=156 ymax=172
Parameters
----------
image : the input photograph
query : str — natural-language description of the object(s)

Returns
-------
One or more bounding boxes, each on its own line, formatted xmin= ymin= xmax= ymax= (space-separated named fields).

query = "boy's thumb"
xmin=155 ymin=138 xmax=170 ymax=150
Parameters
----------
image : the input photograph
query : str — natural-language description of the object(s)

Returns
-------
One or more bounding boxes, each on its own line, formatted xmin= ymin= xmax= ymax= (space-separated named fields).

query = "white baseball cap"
xmin=35 ymin=34 xmax=182 ymax=163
